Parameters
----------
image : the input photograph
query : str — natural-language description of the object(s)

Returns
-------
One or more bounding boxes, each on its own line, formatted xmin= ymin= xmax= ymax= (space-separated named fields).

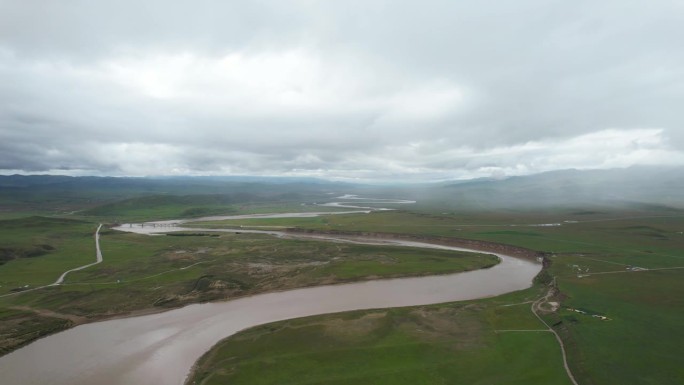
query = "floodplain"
xmin=0 ymin=184 xmax=682 ymax=385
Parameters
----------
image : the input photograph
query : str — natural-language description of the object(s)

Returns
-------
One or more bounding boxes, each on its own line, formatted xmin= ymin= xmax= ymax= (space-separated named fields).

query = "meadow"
xmin=189 ymin=288 xmax=572 ymax=385
xmin=190 ymin=208 xmax=684 ymax=385
xmin=0 ymin=215 xmax=495 ymax=355
xmin=1 ymin=192 xmax=683 ymax=384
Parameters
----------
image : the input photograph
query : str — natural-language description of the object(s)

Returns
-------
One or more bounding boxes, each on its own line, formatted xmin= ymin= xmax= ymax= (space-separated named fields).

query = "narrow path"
xmin=52 ymin=224 xmax=103 ymax=285
xmin=580 ymin=266 xmax=684 ymax=277
xmin=574 ymin=256 xmax=633 ymax=267
xmin=0 ymin=224 xmax=103 ymax=298
xmin=498 ymin=300 xmax=534 ymax=307
xmin=62 ymin=259 xmax=215 ymax=286
xmin=494 ymin=329 xmax=551 ymax=333
xmin=531 ymin=280 xmax=580 ymax=385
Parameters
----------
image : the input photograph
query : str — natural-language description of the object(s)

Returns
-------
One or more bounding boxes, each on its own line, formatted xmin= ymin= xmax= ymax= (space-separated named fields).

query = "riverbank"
xmin=185 ymin=284 xmax=570 ymax=385
xmin=0 ymin=230 xmax=540 ymax=385
xmin=0 ymin=224 xmax=525 ymax=358
xmin=281 ymin=228 xmax=544 ymax=261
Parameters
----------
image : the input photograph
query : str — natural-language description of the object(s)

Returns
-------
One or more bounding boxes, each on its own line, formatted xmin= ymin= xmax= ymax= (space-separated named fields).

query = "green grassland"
xmin=1 ymin=198 xmax=683 ymax=384
xmin=0 ymin=217 xmax=97 ymax=289
xmin=543 ymin=258 xmax=684 ymax=385
xmin=0 ymin=174 xmax=350 ymax=220
xmin=0 ymin=217 xmax=100 ymax=353
xmin=79 ymin=194 xmax=239 ymax=221
xmin=0 ymin=217 xmax=495 ymax=355
xmin=189 ymin=288 xmax=572 ymax=385
xmin=194 ymin=209 xmax=684 ymax=268
xmin=191 ymin=209 xmax=684 ymax=385
xmin=78 ymin=196 xmax=351 ymax=222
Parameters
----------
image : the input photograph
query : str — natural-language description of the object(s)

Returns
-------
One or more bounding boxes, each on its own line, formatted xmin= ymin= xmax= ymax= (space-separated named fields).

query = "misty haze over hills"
xmin=1 ymin=166 xmax=682 ymax=212
xmin=431 ymin=166 xmax=684 ymax=210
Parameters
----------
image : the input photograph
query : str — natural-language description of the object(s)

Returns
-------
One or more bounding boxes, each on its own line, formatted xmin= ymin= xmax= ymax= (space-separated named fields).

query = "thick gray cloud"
xmin=1 ymin=0 xmax=683 ymax=181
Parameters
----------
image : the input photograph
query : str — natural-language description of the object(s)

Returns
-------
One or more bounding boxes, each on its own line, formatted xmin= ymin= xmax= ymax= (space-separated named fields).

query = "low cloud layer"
xmin=1 ymin=1 xmax=683 ymax=181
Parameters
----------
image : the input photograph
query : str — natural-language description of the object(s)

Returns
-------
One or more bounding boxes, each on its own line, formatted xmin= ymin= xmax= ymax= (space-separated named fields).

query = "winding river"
xmin=0 ymin=197 xmax=541 ymax=385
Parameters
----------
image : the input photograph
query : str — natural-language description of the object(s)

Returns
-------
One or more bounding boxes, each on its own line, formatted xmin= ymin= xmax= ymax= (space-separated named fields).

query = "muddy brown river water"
xmin=0 ymin=201 xmax=540 ymax=385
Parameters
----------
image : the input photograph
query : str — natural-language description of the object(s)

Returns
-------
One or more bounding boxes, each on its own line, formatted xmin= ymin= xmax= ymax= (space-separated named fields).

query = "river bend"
xmin=0 ymin=200 xmax=540 ymax=385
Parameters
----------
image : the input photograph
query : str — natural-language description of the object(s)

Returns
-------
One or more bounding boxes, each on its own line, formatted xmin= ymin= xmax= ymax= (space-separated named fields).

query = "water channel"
xmin=0 ymin=196 xmax=540 ymax=385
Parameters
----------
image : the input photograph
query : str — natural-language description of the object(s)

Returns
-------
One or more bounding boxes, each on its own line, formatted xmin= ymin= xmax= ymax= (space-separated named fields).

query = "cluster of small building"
xmin=572 ymin=264 xmax=590 ymax=278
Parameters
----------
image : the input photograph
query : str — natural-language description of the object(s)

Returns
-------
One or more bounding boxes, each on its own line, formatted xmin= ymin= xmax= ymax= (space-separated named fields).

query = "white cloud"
xmin=0 ymin=1 xmax=683 ymax=181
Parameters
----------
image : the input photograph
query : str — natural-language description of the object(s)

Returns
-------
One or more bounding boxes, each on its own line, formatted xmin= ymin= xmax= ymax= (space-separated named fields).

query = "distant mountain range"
xmin=0 ymin=174 xmax=351 ymax=212
xmin=0 ymin=174 xmax=343 ymax=188
xmin=1 ymin=166 xmax=682 ymax=211
xmin=427 ymin=166 xmax=684 ymax=210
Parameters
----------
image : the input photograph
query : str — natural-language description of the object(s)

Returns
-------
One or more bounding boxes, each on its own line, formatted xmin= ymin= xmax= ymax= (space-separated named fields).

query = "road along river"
xmin=0 ymin=209 xmax=540 ymax=385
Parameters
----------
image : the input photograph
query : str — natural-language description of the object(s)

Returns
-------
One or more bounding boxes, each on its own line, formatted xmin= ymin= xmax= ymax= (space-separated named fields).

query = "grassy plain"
xmin=0 ymin=217 xmax=495 ymax=355
xmin=1 ymin=198 xmax=683 ymax=385
xmin=189 ymin=288 xmax=572 ymax=385
xmin=79 ymin=196 xmax=346 ymax=222
xmin=191 ymin=208 xmax=684 ymax=385
xmin=0 ymin=217 xmax=97 ymax=290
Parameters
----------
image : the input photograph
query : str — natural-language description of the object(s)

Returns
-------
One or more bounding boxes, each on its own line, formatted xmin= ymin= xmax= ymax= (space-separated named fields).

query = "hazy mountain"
xmin=1 ymin=167 xmax=682 ymax=213
xmin=428 ymin=166 xmax=684 ymax=210
xmin=0 ymin=175 xmax=352 ymax=212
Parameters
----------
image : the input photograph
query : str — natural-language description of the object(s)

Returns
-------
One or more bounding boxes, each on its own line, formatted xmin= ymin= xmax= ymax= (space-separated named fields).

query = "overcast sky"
xmin=1 ymin=0 xmax=683 ymax=181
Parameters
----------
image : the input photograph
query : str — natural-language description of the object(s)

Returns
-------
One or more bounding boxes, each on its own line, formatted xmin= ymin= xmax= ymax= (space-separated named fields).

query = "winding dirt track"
xmin=0 ymin=224 xmax=103 ymax=299
xmin=53 ymin=224 xmax=103 ymax=284
xmin=531 ymin=280 xmax=580 ymax=385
